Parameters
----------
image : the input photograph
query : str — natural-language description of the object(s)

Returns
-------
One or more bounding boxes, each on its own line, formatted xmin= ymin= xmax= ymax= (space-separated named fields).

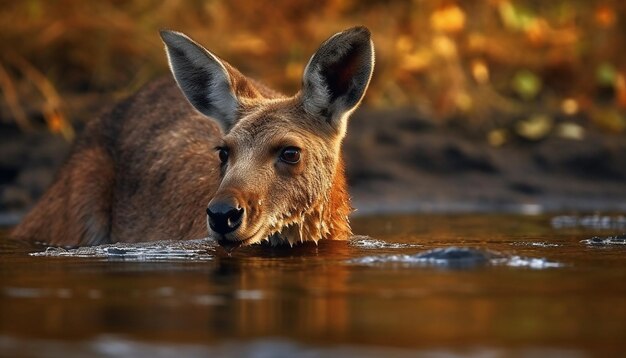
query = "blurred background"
xmin=2 ymin=0 xmax=626 ymax=135
xmin=2 ymin=4 xmax=625 ymax=355
xmin=0 ymin=0 xmax=625 ymax=218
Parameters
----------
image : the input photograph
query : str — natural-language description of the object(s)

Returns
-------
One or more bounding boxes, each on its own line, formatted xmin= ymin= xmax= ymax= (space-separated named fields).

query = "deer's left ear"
xmin=301 ymin=26 xmax=375 ymax=132
xmin=160 ymin=30 xmax=243 ymax=133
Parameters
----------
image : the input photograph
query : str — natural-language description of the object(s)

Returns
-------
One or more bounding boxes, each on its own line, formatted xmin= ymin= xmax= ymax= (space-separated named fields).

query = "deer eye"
xmin=279 ymin=147 xmax=301 ymax=164
xmin=217 ymin=147 xmax=229 ymax=164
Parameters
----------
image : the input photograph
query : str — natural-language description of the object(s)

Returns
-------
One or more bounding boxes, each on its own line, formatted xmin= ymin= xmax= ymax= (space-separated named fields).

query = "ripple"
xmin=3 ymin=287 xmax=75 ymax=299
xmin=580 ymin=235 xmax=626 ymax=246
xmin=348 ymin=247 xmax=496 ymax=268
xmin=349 ymin=236 xmax=422 ymax=249
xmin=495 ymin=256 xmax=563 ymax=269
xmin=30 ymin=238 xmax=217 ymax=260
xmin=511 ymin=241 xmax=560 ymax=247
xmin=348 ymin=247 xmax=563 ymax=269
xmin=552 ymin=215 xmax=626 ymax=230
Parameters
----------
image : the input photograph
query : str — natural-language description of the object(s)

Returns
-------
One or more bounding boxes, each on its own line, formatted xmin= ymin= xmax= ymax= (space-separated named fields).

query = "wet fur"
xmin=12 ymin=27 xmax=373 ymax=248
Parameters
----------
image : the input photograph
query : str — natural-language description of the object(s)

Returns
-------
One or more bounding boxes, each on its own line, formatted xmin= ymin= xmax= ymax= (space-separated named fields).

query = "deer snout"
xmin=206 ymin=199 xmax=244 ymax=235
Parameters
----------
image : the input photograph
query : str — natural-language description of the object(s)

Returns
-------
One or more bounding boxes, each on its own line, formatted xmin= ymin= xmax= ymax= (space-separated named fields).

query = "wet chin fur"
xmin=211 ymin=225 xmax=296 ymax=250
xmin=210 ymin=207 xmax=327 ymax=250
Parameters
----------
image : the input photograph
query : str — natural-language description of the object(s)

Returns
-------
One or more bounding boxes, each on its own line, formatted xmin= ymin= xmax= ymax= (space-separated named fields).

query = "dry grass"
xmin=0 ymin=0 xmax=625 ymax=138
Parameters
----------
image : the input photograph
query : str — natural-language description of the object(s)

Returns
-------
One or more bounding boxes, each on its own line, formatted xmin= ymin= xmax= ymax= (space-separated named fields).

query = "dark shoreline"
xmin=345 ymin=108 xmax=626 ymax=217
xmin=1 ymin=107 xmax=625 ymax=228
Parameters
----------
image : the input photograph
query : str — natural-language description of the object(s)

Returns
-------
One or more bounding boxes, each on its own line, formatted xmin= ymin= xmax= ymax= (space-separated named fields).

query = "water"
xmin=1 ymin=214 xmax=625 ymax=357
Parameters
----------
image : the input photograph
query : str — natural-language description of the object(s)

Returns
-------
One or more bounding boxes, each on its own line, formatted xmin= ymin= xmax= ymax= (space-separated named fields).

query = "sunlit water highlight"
xmin=1 ymin=214 xmax=625 ymax=357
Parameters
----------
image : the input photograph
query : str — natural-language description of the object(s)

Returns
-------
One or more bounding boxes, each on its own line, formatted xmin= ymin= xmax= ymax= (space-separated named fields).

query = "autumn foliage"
xmin=0 ymin=1 xmax=625 ymax=141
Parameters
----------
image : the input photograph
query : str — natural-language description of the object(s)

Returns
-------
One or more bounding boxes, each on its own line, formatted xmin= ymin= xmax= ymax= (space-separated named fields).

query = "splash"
xmin=30 ymin=238 xmax=217 ymax=260
xmin=349 ymin=236 xmax=423 ymax=249
xmin=496 ymin=256 xmax=563 ymax=269
xmin=348 ymin=247 xmax=563 ymax=269
xmin=580 ymin=235 xmax=626 ymax=246
xmin=511 ymin=241 xmax=561 ymax=247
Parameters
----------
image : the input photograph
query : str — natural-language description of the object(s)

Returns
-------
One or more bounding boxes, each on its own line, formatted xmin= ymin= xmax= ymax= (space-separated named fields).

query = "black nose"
xmin=206 ymin=200 xmax=244 ymax=235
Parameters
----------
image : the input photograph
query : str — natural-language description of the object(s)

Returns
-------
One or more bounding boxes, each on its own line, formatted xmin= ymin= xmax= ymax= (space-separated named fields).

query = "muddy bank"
xmin=346 ymin=108 xmax=626 ymax=214
xmin=1 ymin=107 xmax=625 ymax=226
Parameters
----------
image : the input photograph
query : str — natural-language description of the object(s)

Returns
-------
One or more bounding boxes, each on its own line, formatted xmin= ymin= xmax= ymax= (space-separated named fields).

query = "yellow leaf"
xmin=400 ymin=49 xmax=432 ymax=72
xmin=432 ymin=35 xmax=457 ymax=59
xmin=430 ymin=4 xmax=466 ymax=34
xmin=515 ymin=115 xmax=553 ymax=140
xmin=555 ymin=122 xmax=585 ymax=140
xmin=471 ymin=59 xmax=489 ymax=85
xmin=561 ymin=98 xmax=579 ymax=115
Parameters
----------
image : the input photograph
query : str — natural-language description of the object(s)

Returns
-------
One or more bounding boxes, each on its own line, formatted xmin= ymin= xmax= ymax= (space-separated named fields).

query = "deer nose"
xmin=206 ymin=200 xmax=244 ymax=235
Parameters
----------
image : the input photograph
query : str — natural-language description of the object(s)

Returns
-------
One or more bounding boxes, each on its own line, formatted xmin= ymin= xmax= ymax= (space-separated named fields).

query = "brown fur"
xmin=12 ymin=27 xmax=374 ymax=248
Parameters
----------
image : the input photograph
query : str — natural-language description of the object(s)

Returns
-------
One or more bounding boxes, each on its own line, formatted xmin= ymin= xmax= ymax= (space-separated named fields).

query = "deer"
xmin=11 ymin=26 xmax=375 ymax=251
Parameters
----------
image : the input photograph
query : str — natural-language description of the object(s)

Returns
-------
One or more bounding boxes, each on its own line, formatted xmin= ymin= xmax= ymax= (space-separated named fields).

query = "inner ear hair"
xmin=302 ymin=26 xmax=374 ymax=126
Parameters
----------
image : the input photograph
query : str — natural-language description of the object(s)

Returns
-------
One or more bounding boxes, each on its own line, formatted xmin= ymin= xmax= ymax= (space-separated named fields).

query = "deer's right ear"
xmin=160 ymin=30 xmax=239 ymax=132
xmin=301 ymin=26 xmax=374 ymax=134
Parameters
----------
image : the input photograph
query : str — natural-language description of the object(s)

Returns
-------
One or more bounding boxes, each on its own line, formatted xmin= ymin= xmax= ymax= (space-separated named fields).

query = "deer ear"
xmin=160 ymin=30 xmax=239 ymax=132
xmin=301 ymin=26 xmax=374 ymax=131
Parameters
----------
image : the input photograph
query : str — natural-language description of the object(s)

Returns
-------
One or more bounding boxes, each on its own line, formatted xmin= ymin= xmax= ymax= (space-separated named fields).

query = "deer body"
xmin=12 ymin=27 xmax=374 ymax=249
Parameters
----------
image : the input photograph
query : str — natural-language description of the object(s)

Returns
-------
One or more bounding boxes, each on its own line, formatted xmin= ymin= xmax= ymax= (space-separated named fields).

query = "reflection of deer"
xmin=12 ymin=27 xmax=374 ymax=249
xmin=0 ymin=242 xmax=352 ymax=339
xmin=211 ymin=241 xmax=350 ymax=338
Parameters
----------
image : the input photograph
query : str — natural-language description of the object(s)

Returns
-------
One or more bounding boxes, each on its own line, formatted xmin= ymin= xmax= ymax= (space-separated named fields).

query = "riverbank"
xmin=1 ymin=107 xmax=625 ymax=227
xmin=346 ymin=108 xmax=626 ymax=215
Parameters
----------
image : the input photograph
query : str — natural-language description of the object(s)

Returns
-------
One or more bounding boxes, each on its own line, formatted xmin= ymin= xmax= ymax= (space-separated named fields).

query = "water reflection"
xmin=0 ymin=239 xmax=354 ymax=344
xmin=1 ymin=214 xmax=625 ymax=356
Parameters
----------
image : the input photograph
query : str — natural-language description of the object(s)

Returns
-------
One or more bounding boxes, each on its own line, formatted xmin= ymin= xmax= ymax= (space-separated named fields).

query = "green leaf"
xmin=512 ymin=70 xmax=542 ymax=101
xmin=596 ymin=63 xmax=617 ymax=87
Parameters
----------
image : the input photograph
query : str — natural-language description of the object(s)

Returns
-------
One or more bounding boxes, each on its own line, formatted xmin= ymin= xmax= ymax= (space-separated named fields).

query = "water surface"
xmin=1 ymin=214 xmax=625 ymax=357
